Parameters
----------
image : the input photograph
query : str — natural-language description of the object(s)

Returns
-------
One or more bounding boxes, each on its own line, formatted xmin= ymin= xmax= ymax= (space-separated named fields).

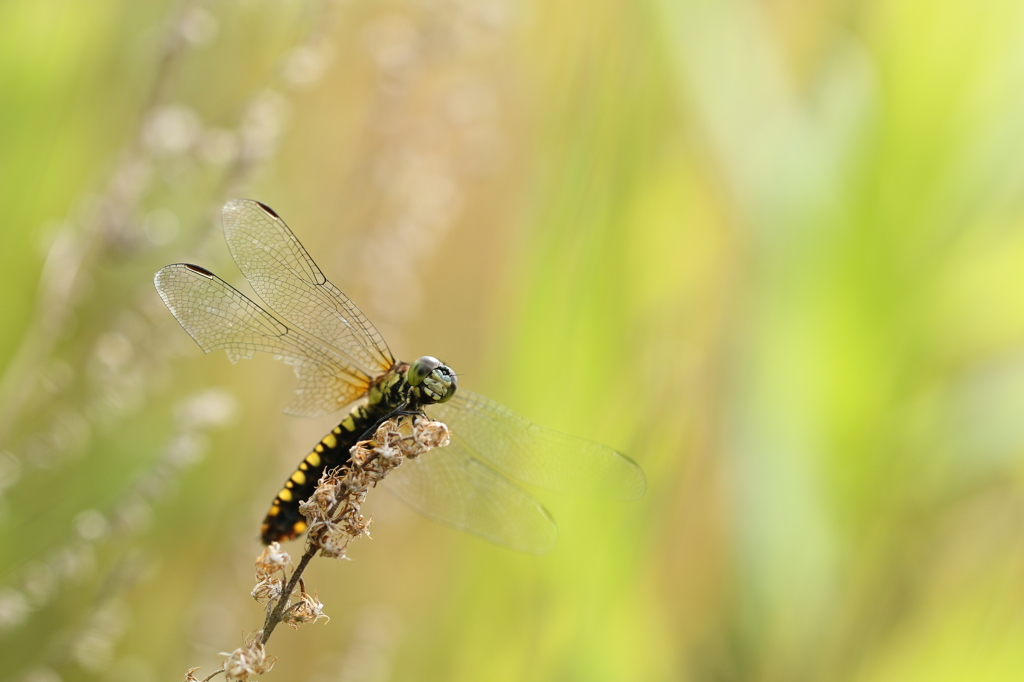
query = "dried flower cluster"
xmin=250 ymin=542 xmax=290 ymax=608
xmin=177 ymin=364 xmax=452 ymax=682
xmin=185 ymin=415 xmax=448 ymax=680
xmin=281 ymin=590 xmax=328 ymax=629
xmin=220 ymin=635 xmax=277 ymax=682
xmin=183 ymin=633 xmax=279 ymax=681
xmin=250 ymin=542 xmax=329 ymax=632
xmin=300 ymin=415 xmax=450 ymax=560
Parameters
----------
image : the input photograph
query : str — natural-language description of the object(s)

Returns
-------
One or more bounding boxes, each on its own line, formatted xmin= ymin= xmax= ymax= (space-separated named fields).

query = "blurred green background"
xmin=3 ymin=0 xmax=1024 ymax=680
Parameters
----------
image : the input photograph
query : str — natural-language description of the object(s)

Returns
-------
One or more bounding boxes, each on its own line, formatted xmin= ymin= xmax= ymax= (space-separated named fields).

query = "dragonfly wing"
xmin=428 ymin=390 xmax=646 ymax=500
xmin=222 ymin=199 xmax=394 ymax=376
xmin=382 ymin=436 xmax=558 ymax=554
xmin=154 ymin=263 xmax=370 ymax=417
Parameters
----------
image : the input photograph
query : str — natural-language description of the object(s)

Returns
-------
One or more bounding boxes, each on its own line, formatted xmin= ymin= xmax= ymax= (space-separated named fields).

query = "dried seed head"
xmin=251 ymin=577 xmax=284 ymax=607
xmin=314 ymin=469 xmax=345 ymax=502
xmin=349 ymin=440 xmax=376 ymax=467
xmin=315 ymin=514 xmax=375 ymax=560
xmin=414 ymin=417 xmax=450 ymax=450
xmin=297 ymin=498 xmax=324 ymax=527
xmin=184 ymin=667 xmax=202 ymax=682
xmin=254 ymin=542 xmax=290 ymax=580
xmin=297 ymin=468 xmax=347 ymax=531
xmin=220 ymin=637 xmax=276 ymax=682
xmin=282 ymin=590 xmax=329 ymax=628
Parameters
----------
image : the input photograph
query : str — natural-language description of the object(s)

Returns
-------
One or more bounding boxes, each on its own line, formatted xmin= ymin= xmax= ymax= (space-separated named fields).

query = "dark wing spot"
xmin=255 ymin=201 xmax=281 ymax=219
xmin=183 ymin=263 xmax=215 ymax=278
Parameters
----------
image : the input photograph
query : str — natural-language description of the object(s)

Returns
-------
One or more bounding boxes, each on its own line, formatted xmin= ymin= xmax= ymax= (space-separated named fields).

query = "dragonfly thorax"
xmin=406 ymin=355 xmax=457 ymax=405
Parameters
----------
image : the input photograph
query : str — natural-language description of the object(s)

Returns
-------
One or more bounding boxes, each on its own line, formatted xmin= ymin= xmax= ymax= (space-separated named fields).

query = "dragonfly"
xmin=154 ymin=199 xmax=645 ymax=553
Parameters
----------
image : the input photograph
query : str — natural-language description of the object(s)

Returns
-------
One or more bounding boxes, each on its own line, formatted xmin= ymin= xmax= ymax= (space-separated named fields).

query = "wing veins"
xmin=155 ymin=263 xmax=371 ymax=416
xmin=222 ymin=199 xmax=395 ymax=375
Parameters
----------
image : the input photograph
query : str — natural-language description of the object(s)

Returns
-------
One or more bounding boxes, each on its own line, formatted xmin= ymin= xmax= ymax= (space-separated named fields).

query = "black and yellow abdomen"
xmin=260 ymin=367 xmax=410 ymax=544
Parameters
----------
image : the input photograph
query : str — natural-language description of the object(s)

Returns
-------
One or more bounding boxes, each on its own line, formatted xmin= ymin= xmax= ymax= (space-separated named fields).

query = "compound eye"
xmin=435 ymin=369 xmax=458 ymax=403
xmin=408 ymin=356 xmax=441 ymax=387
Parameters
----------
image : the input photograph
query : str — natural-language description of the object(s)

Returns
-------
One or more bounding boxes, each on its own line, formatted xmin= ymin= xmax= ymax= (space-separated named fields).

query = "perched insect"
xmin=154 ymin=200 xmax=645 ymax=553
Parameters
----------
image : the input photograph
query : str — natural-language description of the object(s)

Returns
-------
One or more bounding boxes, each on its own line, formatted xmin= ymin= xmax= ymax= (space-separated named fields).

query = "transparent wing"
xmin=428 ymin=390 xmax=646 ymax=500
xmin=382 ymin=440 xmax=558 ymax=554
xmin=154 ymin=263 xmax=372 ymax=417
xmin=222 ymin=199 xmax=394 ymax=376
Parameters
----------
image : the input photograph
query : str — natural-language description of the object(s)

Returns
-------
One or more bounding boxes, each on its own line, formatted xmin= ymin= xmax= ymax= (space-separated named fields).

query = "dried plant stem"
xmin=188 ymin=415 xmax=449 ymax=682
xmin=259 ymin=547 xmax=316 ymax=645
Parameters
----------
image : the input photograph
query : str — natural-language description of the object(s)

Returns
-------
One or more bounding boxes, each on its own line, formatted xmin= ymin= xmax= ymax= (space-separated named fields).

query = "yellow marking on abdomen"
xmin=292 ymin=520 xmax=307 ymax=535
xmin=291 ymin=470 xmax=307 ymax=485
xmin=322 ymin=433 xmax=338 ymax=449
xmin=278 ymin=488 xmax=293 ymax=502
xmin=306 ymin=452 xmax=321 ymax=467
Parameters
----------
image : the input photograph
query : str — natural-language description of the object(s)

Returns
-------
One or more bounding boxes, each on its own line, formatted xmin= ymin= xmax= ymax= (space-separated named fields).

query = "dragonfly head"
xmin=407 ymin=356 xmax=458 ymax=404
